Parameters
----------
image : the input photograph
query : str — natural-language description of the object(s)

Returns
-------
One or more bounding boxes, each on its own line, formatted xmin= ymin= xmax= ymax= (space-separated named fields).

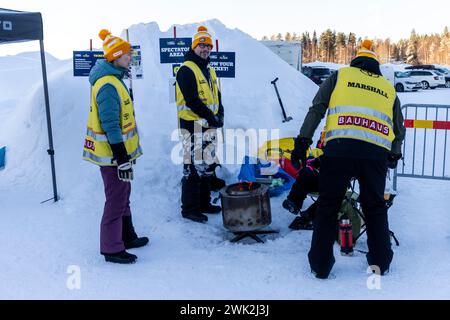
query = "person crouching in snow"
xmin=283 ymin=132 xmax=326 ymax=230
xmin=83 ymin=29 xmax=148 ymax=264
xmin=175 ymin=26 xmax=225 ymax=223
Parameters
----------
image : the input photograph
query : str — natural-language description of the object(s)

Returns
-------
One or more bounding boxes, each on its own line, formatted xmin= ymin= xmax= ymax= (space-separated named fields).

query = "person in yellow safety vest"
xmin=83 ymin=29 xmax=148 ymax=264
xmin=291 ymin=40 xmax=406 ymax=279
xmin=175 ymin=26 xmax=225 ymax=223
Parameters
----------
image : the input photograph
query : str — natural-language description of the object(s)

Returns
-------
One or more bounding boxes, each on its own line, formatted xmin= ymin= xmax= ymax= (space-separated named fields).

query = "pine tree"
xmin=406 ymin=29 xmax=420 ymax=65
xmin=285 ymin=32 xmax=293 ymax=42
xmin=276 ymin=33 xmax=283 ymax=41
xmin=347 ymin=32 xmax=356 ymax=64
xmin=336 ymin=32 xmax=347 ymax=64
xmin=312 ymin=31 xmax=318 ymax=62
xmin=319 ymin=29 xmax=335 ymax=62
xmin=262 ymin=35 xmax=269 ymax=41
xmin=301 ymin=33 xmax=310 ymax=63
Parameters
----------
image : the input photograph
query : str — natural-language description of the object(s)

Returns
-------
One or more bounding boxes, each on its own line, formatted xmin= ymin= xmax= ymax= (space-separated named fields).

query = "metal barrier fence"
xmin=393 ymin=104 xmax=450 ymax=191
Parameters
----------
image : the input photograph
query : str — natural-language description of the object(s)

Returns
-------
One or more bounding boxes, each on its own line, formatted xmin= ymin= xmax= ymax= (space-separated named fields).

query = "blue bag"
xmin=238 ymin=156 xmax=295 ymax=197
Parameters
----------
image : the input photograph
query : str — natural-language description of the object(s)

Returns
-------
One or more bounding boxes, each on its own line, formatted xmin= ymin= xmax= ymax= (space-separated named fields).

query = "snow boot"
xmin=202 ymin=204 xmax=222 ymax=214
xmin=282 ymin=198 xmax=301 ymax=215
xmin=182 ymin=212 xmax=208 ymax=223
xmin=122 ymin=216 xmax=149 ymax=249
xmin=102 ymin=250 xmax=137 ymax=264
xmin=311 ymin=269 xmax=329 ymax=280
xmin=289 ymin=216 xmax=314 ymax=230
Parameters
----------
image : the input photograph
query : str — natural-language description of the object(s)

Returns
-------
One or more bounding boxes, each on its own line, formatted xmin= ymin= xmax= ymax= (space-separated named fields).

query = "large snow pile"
xmin=1 ymin=19 xmax=450 ymax=300
xmin=0 ymin=19 xmax=318 ymax=192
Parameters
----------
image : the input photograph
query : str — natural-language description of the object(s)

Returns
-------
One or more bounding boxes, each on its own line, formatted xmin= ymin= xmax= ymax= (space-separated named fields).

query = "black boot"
xmin=283 ymin=198 xmax=301 ymax=215
xmin=289 ymin=216 xmax=314 ymax=230
xmin=122 ymin=216 xmax=149 ymax=249
xmin=200 ymin=175 xmax=222 ymax=214
xmin=202 ymin=204 xmax=222 ymax=214
xmin=102 ymin=250 xmax=137 ymax=264
xmin=182 ymin=212 xmax=208 ymax=223
xmin=181 ymin=174 xmax=208 ymax=223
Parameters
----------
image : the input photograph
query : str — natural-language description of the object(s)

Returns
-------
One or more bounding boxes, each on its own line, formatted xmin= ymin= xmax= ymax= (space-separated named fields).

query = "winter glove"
xmin=110 ymin=142 xmax=134 ymax=182
xmin=207 ymin=115 xmax=224 ymax=128
xmin=387 ymin=153 xmax=402 ymax=169
xmin=291 ymin=136 xmax=312 ymax=170
xmin=117 ymin=162 xmax=134 ymax=182
xmin=110 ymin=142 xmax=130 ymax=166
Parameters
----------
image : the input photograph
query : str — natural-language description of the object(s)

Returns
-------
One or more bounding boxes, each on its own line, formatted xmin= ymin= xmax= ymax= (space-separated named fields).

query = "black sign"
xmin=159 ymin=38 xmax=192 ymax=64
xmin=210 ymin=52 xmax=236 ymax=78
xmin=0 ymin=8 xmax=43 ymax=43
xmin=73 ymin=51 xmax=104 ymax=77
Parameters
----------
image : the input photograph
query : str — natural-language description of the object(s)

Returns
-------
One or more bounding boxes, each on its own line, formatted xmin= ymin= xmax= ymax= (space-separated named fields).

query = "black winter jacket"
xmin=299 ymin=56 xmax=406 ymax=159
xmin=176 ymin=49 xmax=224 ymax=133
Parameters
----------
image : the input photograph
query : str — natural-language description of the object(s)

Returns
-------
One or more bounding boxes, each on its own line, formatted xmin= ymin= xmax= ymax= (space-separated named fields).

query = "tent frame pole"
xmin=39 ymin=39 xmax=58 ymax=202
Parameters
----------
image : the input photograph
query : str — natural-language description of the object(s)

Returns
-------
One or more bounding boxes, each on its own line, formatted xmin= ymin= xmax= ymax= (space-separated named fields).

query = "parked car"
xmin=405 ymin=65 xmax=450 ymax=88
xmin=380 ymin=65 xmax=421 ymax=92
xmin=394 ymin=71 xmax=422 ymax=92
xmin=404 ymin=70 xmax=445 ymax=89
xmin=301 ymin=66 xmax=332 ymax=85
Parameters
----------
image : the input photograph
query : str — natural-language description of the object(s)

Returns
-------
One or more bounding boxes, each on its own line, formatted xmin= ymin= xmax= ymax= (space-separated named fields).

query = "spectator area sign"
xmin=160 ymin=38 xmax=192 ymax=64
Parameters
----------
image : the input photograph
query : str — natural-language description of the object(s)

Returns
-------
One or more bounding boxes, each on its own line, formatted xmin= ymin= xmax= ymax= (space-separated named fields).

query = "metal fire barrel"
xmin=220 ymin=182 xmax=272 ymax=232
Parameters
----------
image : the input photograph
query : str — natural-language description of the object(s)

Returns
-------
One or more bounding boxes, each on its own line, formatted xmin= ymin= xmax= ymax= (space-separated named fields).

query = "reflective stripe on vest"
xmin=328 ymin=105 xmax=394 ymax=128
xmin=83 ymin=75 xmax=142 ymax=166
xmin=83 ymin=145 xmax=143 ymax=166
xmin=86 ymin=128 xmax=140 ymax=143
xmin=176 ymin=60 xmax=219 ymax=125
xmin=325 ymin=67 xmax=396 ymax=151
xmin=326 ymin=129 xmax=392 ymax=150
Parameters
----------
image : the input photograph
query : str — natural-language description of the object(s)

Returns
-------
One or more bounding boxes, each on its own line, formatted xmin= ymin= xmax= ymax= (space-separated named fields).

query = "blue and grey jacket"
xmin=88 ymin=60 xmax=129 ymax=144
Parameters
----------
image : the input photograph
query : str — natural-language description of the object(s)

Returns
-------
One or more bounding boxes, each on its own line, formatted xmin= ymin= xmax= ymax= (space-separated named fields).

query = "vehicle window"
xmin=312 ymin=68 xmax=331 ymax=76
xmin=395 ymin=72 xmax=409 ymax=78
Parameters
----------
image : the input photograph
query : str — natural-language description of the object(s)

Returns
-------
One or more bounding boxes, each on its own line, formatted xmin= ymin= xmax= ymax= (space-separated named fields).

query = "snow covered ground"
xmin=1 ymin=20 xmax=450 ymax=300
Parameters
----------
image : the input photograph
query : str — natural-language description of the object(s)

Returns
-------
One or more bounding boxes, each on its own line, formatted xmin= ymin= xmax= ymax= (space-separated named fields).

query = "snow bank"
xmin=0 ymin=19 xmax=318 ymax=195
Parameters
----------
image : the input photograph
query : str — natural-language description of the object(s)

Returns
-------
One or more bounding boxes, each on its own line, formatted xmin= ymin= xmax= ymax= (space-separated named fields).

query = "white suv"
xmin=406 ymin=70 xmax=445 ymax=89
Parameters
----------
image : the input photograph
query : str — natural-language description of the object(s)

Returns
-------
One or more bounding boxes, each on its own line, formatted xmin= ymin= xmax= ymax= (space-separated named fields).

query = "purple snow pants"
xmin=100 ymin=166 xmax=132 ymax=254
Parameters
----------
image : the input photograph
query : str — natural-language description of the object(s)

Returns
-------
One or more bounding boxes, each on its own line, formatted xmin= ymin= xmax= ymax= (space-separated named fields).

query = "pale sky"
xmin=1 ymin=0 xmax=449 ymax=59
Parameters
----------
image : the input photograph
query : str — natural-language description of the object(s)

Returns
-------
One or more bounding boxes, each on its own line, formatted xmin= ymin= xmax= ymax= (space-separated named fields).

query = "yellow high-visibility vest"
xmin=325 ymin=67 xmax=396 ymax=151
xmin=176 ymin=61 xmax=219 ymax=127
xmin=83 ymin=75 xmax=143 ymax=166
